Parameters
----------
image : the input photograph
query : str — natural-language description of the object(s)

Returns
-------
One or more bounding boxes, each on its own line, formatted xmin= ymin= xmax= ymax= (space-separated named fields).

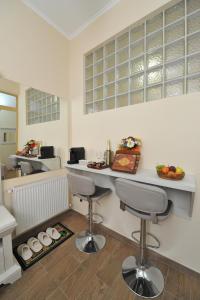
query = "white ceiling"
xmin=22 ymin=0 xmax=120 ymax=39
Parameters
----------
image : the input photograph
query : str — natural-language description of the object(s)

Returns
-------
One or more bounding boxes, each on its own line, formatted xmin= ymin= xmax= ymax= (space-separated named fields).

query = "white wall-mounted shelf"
xmin=65 ymin=163 xmax=196 ymax=219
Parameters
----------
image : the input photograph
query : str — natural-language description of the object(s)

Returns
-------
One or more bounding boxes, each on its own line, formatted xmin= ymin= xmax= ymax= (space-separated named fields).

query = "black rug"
xmin=13 ymin=223 xmax=74 ymax=270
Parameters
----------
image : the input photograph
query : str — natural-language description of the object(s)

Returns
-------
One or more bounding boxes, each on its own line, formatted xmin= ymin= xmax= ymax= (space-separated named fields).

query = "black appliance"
xmin=39 ymin=146 xmax=55 ymax=159
xmin=67 ymin=147 xmax=85 ymax=164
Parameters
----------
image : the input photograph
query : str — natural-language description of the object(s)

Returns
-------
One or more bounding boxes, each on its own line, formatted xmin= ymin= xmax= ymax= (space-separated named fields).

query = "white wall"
xmin=0 ymin=0 xmax=70 ymax=162
xmin=69 ymin=0 xmax=200 ymax=273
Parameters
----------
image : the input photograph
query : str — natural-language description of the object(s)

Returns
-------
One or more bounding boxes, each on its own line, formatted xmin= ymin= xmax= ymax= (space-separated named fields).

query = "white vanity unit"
xmin=65 ymin=164 xmax=196 ymax=219
xmin=0 ymin=166 xmax=21 ymax=285
xmin=10 ymin=154 xmax=61 ymax=172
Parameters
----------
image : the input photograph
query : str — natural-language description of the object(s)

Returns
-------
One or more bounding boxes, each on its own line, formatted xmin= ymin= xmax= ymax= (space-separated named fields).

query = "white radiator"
xmin=12 ymin=175 xmax=68 ymax=235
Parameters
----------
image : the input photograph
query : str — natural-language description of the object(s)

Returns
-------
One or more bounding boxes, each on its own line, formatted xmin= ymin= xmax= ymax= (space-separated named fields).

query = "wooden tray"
xmin=87 ymin=164 xmax=108 ymax=170
xmin=157 ymin=170 xmax=185 ymax=180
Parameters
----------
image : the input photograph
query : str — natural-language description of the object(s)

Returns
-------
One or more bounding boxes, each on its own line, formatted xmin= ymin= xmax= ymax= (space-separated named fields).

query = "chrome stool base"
xmin=75 ymin=230 xmax=106 ymax=254
xmin=122 ymin=256 xmax=164 ymax=299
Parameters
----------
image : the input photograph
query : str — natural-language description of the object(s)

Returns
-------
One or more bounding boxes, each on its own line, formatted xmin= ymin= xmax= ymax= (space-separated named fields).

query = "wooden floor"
xmin=0 ymin=210 xmax=200 ymax=300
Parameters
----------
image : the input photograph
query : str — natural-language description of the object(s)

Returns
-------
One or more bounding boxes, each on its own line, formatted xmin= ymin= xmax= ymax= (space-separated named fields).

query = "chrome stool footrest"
xmin=85 ymin=213 xmax=104 ymax=224
xmin=131 ymin=230 xmax=160 ymax=249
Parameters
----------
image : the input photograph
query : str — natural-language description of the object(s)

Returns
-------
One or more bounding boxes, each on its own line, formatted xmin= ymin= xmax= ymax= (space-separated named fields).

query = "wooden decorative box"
xmin=111 ymin=150 xmax=140 ymax=174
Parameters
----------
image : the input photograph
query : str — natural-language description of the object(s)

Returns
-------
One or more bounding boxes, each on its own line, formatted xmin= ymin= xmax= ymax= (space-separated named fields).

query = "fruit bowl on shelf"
xmin=156 ymin=165 xmax=185 ymax=180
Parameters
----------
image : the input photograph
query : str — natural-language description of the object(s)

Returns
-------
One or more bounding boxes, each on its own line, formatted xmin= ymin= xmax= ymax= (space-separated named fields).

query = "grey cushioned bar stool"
xmin=67 ymin=172 xmax=111 ymax=254
xmin=115 ymin=178 xmax=172 ymax=299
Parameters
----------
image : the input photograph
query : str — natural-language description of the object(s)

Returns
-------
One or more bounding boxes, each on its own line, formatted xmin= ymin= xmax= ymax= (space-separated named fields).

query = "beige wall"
xmin=0 ymin=0 xmax=70 ymax=162
xmin=0 ymin=78 xmax=20 ymax=95
xmin=69 ymin=0 xmax=200 ymax=273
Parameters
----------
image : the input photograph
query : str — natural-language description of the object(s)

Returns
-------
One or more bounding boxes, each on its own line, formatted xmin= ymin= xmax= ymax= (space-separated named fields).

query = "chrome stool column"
xmin=67 ymin=172 xmax=111 ymax=254
xmin=115 ymin=179 xmax=172 ymax=299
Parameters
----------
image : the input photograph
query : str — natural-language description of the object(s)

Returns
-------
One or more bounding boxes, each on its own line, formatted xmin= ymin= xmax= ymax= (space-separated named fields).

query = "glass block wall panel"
xmin=94 ymin=61 xmax=103 ymax=75
xmin=95 ymin=47 xmax=103 ymax=62
xmin=117 ymin=47 xmax=129 ymax=64
xmin=117 ymin=63 xmax=129 ymax=79
xmin=130 ymin=90 xmax=144 ymax=104
xmin=117 ymin=79 xmax=129 ymax=94
xmin=146 ymin=31 xmax=163 ymax=51
xmin=105 ymin=40 xmax=115 ymax=56
xmin=105 ymin=69 xmax=115 ymax=84
xmin=117 ymin=32 xmax=129 ymax=50
xmin=187 ymin=11 xmax=200 ymax=34
xmin=94 ymin=74 xmax=103 ymax=88
xmin=165 ymin=60 xmax=185 ymax=80
xmin=165 ymin=39 xmax=185 ymax=62
xmin=187 ymin=32 xmax=200 ymax=54
xmin=84 ymin=0 xmax=200 ymax=114
xmin=131 ymin=56 xmax=144 ymax=74
xmin=147 ymin=49 xmax=163 ymax=69
xmin=105 ymin=83 xmax=115 ymax=98
xmin=131 ymin=24 xmax=144 ymax=42
xmin=130 ymin=40 xmax=144 ymax=58
xmin=105 ymin=97 xmax=115 ymax=110
xmin=187 ymin=75 xmax=200 ymax=92
xmin=165 ymin=0 xmax=185 ymax=25
xmin=117 ymin=94 xmax=128 ymax=107
xmin=147 ymin=68 xmax=162 ymax=85
xmin=105 ymin=55 xmax=115 ymax=70
xmin=26 ymin=88 xmax=60 ymax=125
xmin=187 ymin=54 xmax=200 ymax=74
xmin=131 ymin=74 xmax=144 ymax=90
xmin=94 ymin=87 xmax=103 ymax=101
xmin=147 ymin=85 xmax=163 ymax=101
xmin=146 ymin=13 xmax=163 ymax=34
xmin=187 ymin=0 xmax=200 ymax=14
xmin=165 ymin=20 xmax=185 ymax=44
xmin=94 ymin=101 xmax=103 ymax=112
xmin=165 ymin=80 xmax=184 ymax=97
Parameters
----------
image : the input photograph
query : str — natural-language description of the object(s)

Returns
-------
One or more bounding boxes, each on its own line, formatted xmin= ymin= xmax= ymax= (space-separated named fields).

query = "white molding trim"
xmin=22 ymin=0 xmax=120 ymax=40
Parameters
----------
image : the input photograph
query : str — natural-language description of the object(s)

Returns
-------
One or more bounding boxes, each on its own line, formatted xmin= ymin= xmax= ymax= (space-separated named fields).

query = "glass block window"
xmin=84 ymin=0 xmax=200 ymax=114
xmin=26 ymin=88 xmax=60 ymax=125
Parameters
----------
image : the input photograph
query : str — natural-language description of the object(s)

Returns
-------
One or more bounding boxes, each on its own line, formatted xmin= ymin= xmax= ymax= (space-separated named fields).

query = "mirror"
xmin=0 ymin=76 xmax=63 ymax=180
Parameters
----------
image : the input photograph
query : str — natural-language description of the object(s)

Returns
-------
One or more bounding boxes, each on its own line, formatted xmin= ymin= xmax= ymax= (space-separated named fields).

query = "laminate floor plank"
xmin=1 ymin=210 xmax=199 ymax=300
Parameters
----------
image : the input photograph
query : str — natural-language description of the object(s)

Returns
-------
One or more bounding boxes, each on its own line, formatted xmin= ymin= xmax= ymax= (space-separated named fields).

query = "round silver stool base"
xmin=122 ymin=256 xmax=164 ymax=299
xmin=75 ymin=230 xmax=106 ymax=254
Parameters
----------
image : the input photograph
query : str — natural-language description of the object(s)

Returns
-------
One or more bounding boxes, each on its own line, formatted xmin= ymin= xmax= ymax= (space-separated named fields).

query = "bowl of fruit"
xmin=156 ymin=165 xmax=185 ymax=180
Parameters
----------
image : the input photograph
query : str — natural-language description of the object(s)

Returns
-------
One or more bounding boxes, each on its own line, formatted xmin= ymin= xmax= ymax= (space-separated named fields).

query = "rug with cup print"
xmin=13 ymin=223 xmax=74 ymax=270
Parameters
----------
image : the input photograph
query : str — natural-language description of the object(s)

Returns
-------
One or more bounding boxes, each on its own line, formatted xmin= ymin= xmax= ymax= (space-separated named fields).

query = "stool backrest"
xmin=115 ymin=178 xmax=168 ymax=214
xmin=67 ymin=173 xmax=95 ymax=196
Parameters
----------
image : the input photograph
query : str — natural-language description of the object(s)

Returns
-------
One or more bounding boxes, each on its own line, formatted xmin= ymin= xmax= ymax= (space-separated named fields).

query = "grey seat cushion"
xmin=115 ymin=178 xmax=168 ymax=214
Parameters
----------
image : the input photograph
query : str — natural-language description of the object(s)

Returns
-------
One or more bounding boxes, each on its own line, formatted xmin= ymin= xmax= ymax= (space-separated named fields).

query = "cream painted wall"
xmin=0 ymin=0 xmax=70 ymax=162
xmin=0 ymin=78 xmax=20 ymax=95
xmin=69 ymin=0 xmax=200 ymax=273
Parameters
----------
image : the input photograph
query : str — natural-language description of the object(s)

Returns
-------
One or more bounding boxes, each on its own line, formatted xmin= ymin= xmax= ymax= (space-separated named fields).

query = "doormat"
xmin=13 ymin=223 xmax=74 ymax=270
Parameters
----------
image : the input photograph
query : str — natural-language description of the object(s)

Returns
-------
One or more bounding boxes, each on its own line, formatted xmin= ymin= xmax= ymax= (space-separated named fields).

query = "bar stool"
xmin=20 ymin=161 xmax=33 ymax=176
xmin=67 ymin=172 xmax=111 ymax=254
xmin=115 ymin=178 xmax=172 ymax=299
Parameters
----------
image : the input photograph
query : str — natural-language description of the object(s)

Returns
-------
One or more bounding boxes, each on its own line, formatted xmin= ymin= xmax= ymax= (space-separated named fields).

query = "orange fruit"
xmin=161 ymin=166 xmax=169 ymax=174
